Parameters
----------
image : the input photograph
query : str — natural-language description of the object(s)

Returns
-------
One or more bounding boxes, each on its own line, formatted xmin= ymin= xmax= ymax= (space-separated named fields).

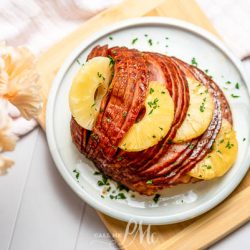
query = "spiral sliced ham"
xmin=70 ymin=45 xmax=231 ymax=195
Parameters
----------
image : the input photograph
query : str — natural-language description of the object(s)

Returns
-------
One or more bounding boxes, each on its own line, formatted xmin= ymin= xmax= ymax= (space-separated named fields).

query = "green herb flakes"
xmin=225 ymin=141 xmax=234 ymax=149
xmin=191 ymin=57 xmax=198 ymax=67
xmin=200 ymin=97 xmax=206 ymax=112
xmin=117 ymin=156 xmax=123 ymax=161
xmin=150 ymin=88 xmax=154 ymax=94
xmin=131 ymin=38 xmax=138 ymax=45
xmin=108 ymin=55 xmax=115 ymax=66
xmin=73 ymin=169 xmax=80 ymax=179
xmin=235 ymin=82 xmax=240 ymax=89
xmin=146 ymin=180 xmax=153 ymax=185
xmin=231 ymin=94 xmax=240 ymax=98
xmin=153 ymin=194 xmax=160 ymax=203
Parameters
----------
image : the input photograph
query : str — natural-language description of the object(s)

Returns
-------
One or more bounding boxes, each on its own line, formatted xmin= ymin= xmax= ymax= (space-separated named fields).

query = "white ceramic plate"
xmin=46 ymin=17 xmax=250 ymax=225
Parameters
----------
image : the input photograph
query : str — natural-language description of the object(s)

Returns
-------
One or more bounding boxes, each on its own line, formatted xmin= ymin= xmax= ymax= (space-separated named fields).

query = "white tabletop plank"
xmin=75 ymin=205 xmax=118 ymax=250
xmin=0 ymin=129 xmax=39 ymax=250
xmin=8 ymin=130 xmax=83 ymax=250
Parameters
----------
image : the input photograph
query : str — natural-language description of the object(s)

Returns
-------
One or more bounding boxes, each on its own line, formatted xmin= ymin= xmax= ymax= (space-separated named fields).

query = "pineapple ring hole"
xmin=135 ymin=105 xmax=146 ymax=123
xmin=94 ymin=84 xmax=105 ymax=101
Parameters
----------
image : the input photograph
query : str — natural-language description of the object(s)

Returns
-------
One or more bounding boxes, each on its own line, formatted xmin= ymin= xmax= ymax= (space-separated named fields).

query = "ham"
xmin=70 ymin=46 xmax=232 ymax=195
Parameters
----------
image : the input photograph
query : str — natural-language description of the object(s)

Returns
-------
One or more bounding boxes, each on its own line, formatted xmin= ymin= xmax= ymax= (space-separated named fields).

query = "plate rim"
xmin=46 ymin=16 xmax=250 ymax=225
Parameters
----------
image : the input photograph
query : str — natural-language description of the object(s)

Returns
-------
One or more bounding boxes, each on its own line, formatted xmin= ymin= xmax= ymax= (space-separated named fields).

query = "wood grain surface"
xmin=37 ymin=0 xmax=250 ymax=249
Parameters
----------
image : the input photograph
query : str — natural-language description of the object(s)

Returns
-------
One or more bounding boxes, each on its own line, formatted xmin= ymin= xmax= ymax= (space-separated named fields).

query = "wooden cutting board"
xmin=37 ymin=0 xmax=250 ymax=249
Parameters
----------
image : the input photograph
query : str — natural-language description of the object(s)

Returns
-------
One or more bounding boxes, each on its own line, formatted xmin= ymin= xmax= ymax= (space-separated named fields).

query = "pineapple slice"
xmin=173 ymin=77 xmax=214 ymax=143
xmin=69 ymin=57 xmax=113 ymax=130
xmin=119 ymin=81 xmax=174 ymax=152
xmin=188 ymin=119 xmax=238 ymax=180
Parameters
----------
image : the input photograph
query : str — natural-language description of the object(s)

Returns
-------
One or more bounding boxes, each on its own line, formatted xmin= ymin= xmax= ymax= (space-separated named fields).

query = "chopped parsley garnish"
xmin=243 ymin=138 xmax=246 ymax=142
xmin=113 ymin=50 xmax=117 ymax=55
xmin=204 ymin=69 xmax=212 ymax=78
xmin=91 ymin=102 xmax=96 ymax=108
xmin=187 ymin=113 xmax=191 ymax=117
xmin=109 ymin=194 xmax=115 ymax=199
xmin=94 ymin=171 xmax=101 ymax=175
xmin=148 ymin=98 xmax=159 ymax=115
xmin=97 ymin=174 xmax=109 ymax=186
xmin=117 ymin=156 xmax=123 ymax=161
xmin=159 ymin=127 xmax=163 ymax=131
xmin=165 ymin=37 xmax=169 ymax=40
xmin=235 ymin=82 xmax=240 ymax=89
xmin=152 ymin=135 xmax=156 ymax=138
xmin=231 ymin=94 xmax=240 ymax=98
xmin=101 ymin=195 xmax=105 ymax=198
xmin=131 ymin=38 xmax=138 ymax=45
xmin=202 ymin=165 xmax=212 ymax=169
xmin=188 ymin=144 xmax=195 ymax=149
xmin=191 ymin=57 xmax=198 ymax=67
xmin=150 ymin=88 xmax=154 ymax=94
xmin=108 ymin=36 xmax=113 ymax=40
xmin=116 ymin=193 xmax=126 ymax=199
xmin=122 ymin=111 xmax=127 ymax=117
xmin=148 ymin=109 xmax=153 ymax=115
xmin=117 ymin=183 xmax=129 ymax=192
xmin=146 ymin=180 xmax=153 ymax=185
xmin=161 ymin=91 xmax=166 ymax=94
xmin=144 ymin=34 xmax=148 ymax=37
xmin=97 ymin=72 xmax=105 ymax=80
xmin=217 ymin=150 xmax=222 ymax=154
xmin=110 ymin=193 xmax=126 ymax=200
xmin=148 ymin=39 xmax=153 ymax=46
xmin=225 ymin=81 xmax=231 ymax=84
xmin=108 ymin=55 xmax=115 ymax=66
xmin=153 ymin=194 xmax=160 ymax=203
xmin=73 ymin=169 xmax=80 ymax=179
xmin=200 ymin=97 xmax=206 ymax=112
xmin=226 ymin=141 xmax=234 ymax=149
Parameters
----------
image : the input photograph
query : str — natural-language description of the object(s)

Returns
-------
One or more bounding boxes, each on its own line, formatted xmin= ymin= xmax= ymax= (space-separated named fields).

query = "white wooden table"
xmin=1 ymin=1 xmax=250 ymax=249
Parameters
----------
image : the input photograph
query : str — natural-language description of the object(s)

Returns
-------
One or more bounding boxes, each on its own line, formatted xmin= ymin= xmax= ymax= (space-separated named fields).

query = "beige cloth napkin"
xmin=1 ymin=0 xmax=249 ymax=136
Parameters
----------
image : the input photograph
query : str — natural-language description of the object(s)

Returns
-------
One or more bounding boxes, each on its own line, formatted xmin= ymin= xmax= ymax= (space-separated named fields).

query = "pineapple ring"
xmin=69 ymin=57 xmax=113 ymax=130
xmin=119 ymin=81 xmax=175 ymax=152
xmin=188 ymin=119 xmax=238 ymax=180
xmin=173 ymin=77 xmax=214 ymax=143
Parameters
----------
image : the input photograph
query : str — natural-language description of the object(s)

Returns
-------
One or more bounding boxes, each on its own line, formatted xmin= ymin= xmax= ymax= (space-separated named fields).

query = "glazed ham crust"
xmin=70 ymin=45 xmax=230 ymax=195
